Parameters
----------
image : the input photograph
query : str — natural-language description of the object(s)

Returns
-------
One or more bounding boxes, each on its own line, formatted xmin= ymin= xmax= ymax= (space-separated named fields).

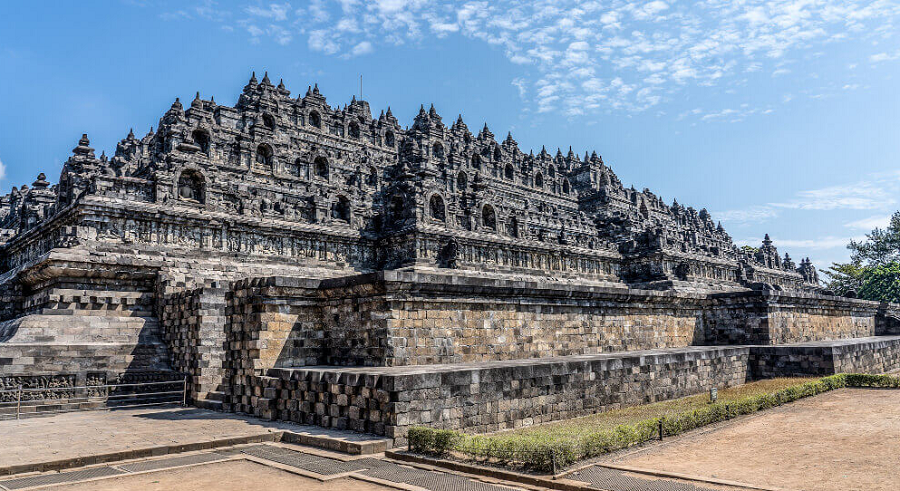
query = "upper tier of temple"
xmin=0 ymin=72 xmax=818 ymax=290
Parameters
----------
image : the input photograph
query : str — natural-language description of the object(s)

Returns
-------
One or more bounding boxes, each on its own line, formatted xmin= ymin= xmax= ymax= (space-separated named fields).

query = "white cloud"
xmin=308 ymin=29 xmax=339 ymax=54
xmin=737 ymin=235 xmax=864 ymax=250
xmin=245 ymin=2 xmax=290 ymax=21
xmin=715 ymin=205 xmax=780 ymax=224
xmin=172 ymin=0 xmax=900 ymax=119
xmin=511 ymin=77 xmax=527 ymax=99
xmin=845 ymin=214 xmax=893 ymax=230
xmin=870 ymin=51 xmax=900 ymax=63
xmin=0 ymin=157 xmax=6 ymax=185
xmin=771 ymin=176 xmax=899 ymax=211
xmin=349 ymin=40 xmax=373 ymax=56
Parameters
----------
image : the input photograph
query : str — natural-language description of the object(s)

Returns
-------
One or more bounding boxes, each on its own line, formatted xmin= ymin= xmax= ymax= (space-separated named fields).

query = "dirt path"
xmin=607 ymin=388 xmax=900 ymax=491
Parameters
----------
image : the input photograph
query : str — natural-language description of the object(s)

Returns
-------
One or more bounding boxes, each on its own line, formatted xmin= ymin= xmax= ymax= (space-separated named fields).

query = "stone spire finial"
xmin=191 ymin=91 xmax=202 ymax=108
xmin=249 ymin=71 xmax=258 ymax=84
xmin=127 ymin=128 xmax=135 ymax=140
xmin=456 ymin=114 xmax=464 ymax=125
xmin=386 ymin=106 xmax=393 ymax=117
xmin=277 ymin=78 xmax=286 ymax=90
xmin=306 ymin=85 xmax=312 ymax=96
xmin=73 ymin=133 xmax=94 ymax=156
xmin=313 ymin=83 xmax=320 ymax=95
xmin=261 ymin=71 xmax=271 ymax=85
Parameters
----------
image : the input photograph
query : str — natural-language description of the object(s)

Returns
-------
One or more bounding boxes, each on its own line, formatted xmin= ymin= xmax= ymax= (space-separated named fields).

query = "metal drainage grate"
xmin=569 ymin=466 xmax=717 ymax=491
xmin=116 ymin=452 xmax=227 ymax=473
xmin=0 ymin=466 xmax=124 ymax=490
xmin=360 ymin=463 xmax=433 ymax=484
xmin=407 ymin=473 xmax=519 ymax=491
xmin=240 ymin=445 xmax=382 ymax=476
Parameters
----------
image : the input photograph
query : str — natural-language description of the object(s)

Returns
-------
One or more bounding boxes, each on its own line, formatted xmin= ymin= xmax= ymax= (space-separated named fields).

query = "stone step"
xmin=0 ymin=341 xmax=172 ymax=374
xmin=193 ymin=398 xmax=223 ymax=411
xmin=3 ymin=315 xmax=162 ymax=344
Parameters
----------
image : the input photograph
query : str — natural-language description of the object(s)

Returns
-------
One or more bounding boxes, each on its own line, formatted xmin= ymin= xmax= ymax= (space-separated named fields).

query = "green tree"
xmin=824 ymin=261 xmax=864 ymax=296
xmin=857 ymin=263 xmax=900 ymax=303
xmin=848 ymin=211 xmax=900 ymax=266
xmin=825 ymin=211 xmax=900 ymax=302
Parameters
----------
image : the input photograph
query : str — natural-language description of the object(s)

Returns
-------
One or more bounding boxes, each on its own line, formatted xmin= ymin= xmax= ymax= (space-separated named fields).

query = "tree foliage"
xmin=825 ymin=211 xmax=900 ymax=302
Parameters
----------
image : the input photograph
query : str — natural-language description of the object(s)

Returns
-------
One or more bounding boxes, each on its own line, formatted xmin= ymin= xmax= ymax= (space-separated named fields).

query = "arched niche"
xmin=429 ymin=194 xmax=446 ymax=222
xmin=177 ymin=170 xmax=204 ymax=204
xmin=482 ymin=204 xmax=496 ymax=231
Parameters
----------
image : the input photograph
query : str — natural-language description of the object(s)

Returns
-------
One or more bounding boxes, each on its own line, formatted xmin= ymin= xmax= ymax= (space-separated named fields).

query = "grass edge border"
xmin=406 ymin=373 xmax=900 ymax=473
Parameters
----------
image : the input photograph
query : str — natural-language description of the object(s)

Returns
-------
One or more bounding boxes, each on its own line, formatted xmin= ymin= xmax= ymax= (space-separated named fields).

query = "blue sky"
xmin=2 ymin=1 xmax=900 ymax=271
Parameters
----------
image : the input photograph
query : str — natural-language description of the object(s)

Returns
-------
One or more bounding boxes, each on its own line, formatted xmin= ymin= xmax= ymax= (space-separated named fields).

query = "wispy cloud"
xmin=161 ymin=0 xmax=900 ymax=119
xmin=736 ymin=235 xmax=865 ymax=250
xmin=845 ymin=214 xmax=893 ymax=230
xmin=718 ymin=171 xmax=900 ymax=226
xmin=771 ymin=174 xmax=899 ymax=211
xmin=0 ymin=157 xmax=6 ymax=185
xmin=715 ymin=205 xmax=780 ymax=224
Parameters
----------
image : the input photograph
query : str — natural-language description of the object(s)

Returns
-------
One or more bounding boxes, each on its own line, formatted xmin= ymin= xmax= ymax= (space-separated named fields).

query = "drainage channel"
xmin=0 ymin=444 xmax=522 ymax=491
xmin=568 ymin=465 xmax=722 ymax=491
xmin=241 ymin=445 xmax=521 ymax=491
xmin=0 ymin=449 xmax=241 ymax=490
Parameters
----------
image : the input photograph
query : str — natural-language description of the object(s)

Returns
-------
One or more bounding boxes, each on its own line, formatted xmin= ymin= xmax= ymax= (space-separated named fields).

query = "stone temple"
xmin=2 ymin=72 xmax=898 ymax=443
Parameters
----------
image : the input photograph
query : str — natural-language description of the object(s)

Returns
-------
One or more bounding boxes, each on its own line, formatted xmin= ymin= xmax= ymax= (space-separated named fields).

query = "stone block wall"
xmin=706 ymin=291 xmax=878 ymax=345
xmin=225 ymin=271 xmax=710 ymax=370
xmin=749 ymin=336 xmax=900 ymax=378
xmin=231 ymin=346 xmax=750 ymax=444
xmin=224 ymin=277 xmax=324 ymax=407
xmin=161 ymin=284 xmax=228 ymax=402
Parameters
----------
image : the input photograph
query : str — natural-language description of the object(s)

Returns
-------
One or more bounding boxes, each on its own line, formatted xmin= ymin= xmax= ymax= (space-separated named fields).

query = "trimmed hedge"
xmin=407 ymin=373 xmax=900 ymax=473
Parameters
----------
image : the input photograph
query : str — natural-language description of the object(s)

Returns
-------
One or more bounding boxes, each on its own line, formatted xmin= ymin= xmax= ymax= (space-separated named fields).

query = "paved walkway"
xmin=598 ymin=388 xmax=900 ymax=491
xmin=0 ymin=406 xmax=383 ymax=472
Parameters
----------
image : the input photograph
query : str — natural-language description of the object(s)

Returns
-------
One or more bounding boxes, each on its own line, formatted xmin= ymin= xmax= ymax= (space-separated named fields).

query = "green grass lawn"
xmin=409 ymin=374 xmax=899 ymax=472
xmin=498 ymin=377 xmax=819 ymax=441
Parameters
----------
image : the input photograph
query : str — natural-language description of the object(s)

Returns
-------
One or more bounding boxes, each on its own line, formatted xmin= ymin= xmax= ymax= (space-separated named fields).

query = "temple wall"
xmin=231 ymin=346 xmax=751 ymax=444
xmin=749 ymin=336 xmax=900 ymax=378
xmin=705 ymin=291 xmax=879 ymax=345
xmin=223 ymin=272 xmax=710 ymax=372
xmin=161 ymin=284 xmax=228 ymax=402
xmin=378 ymin=299 xmax=703 ymax=365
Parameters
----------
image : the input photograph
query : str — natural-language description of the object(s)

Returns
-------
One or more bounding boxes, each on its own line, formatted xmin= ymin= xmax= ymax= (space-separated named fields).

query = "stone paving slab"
xmin=0 ymin=406 xmax=389 ymax=475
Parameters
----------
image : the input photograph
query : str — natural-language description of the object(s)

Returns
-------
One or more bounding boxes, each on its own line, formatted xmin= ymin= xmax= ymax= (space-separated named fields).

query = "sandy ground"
xmin=607 ymin=388 xmax=900 ymax=491
xmin=47 ymin=460 xmax=396 ymax=491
